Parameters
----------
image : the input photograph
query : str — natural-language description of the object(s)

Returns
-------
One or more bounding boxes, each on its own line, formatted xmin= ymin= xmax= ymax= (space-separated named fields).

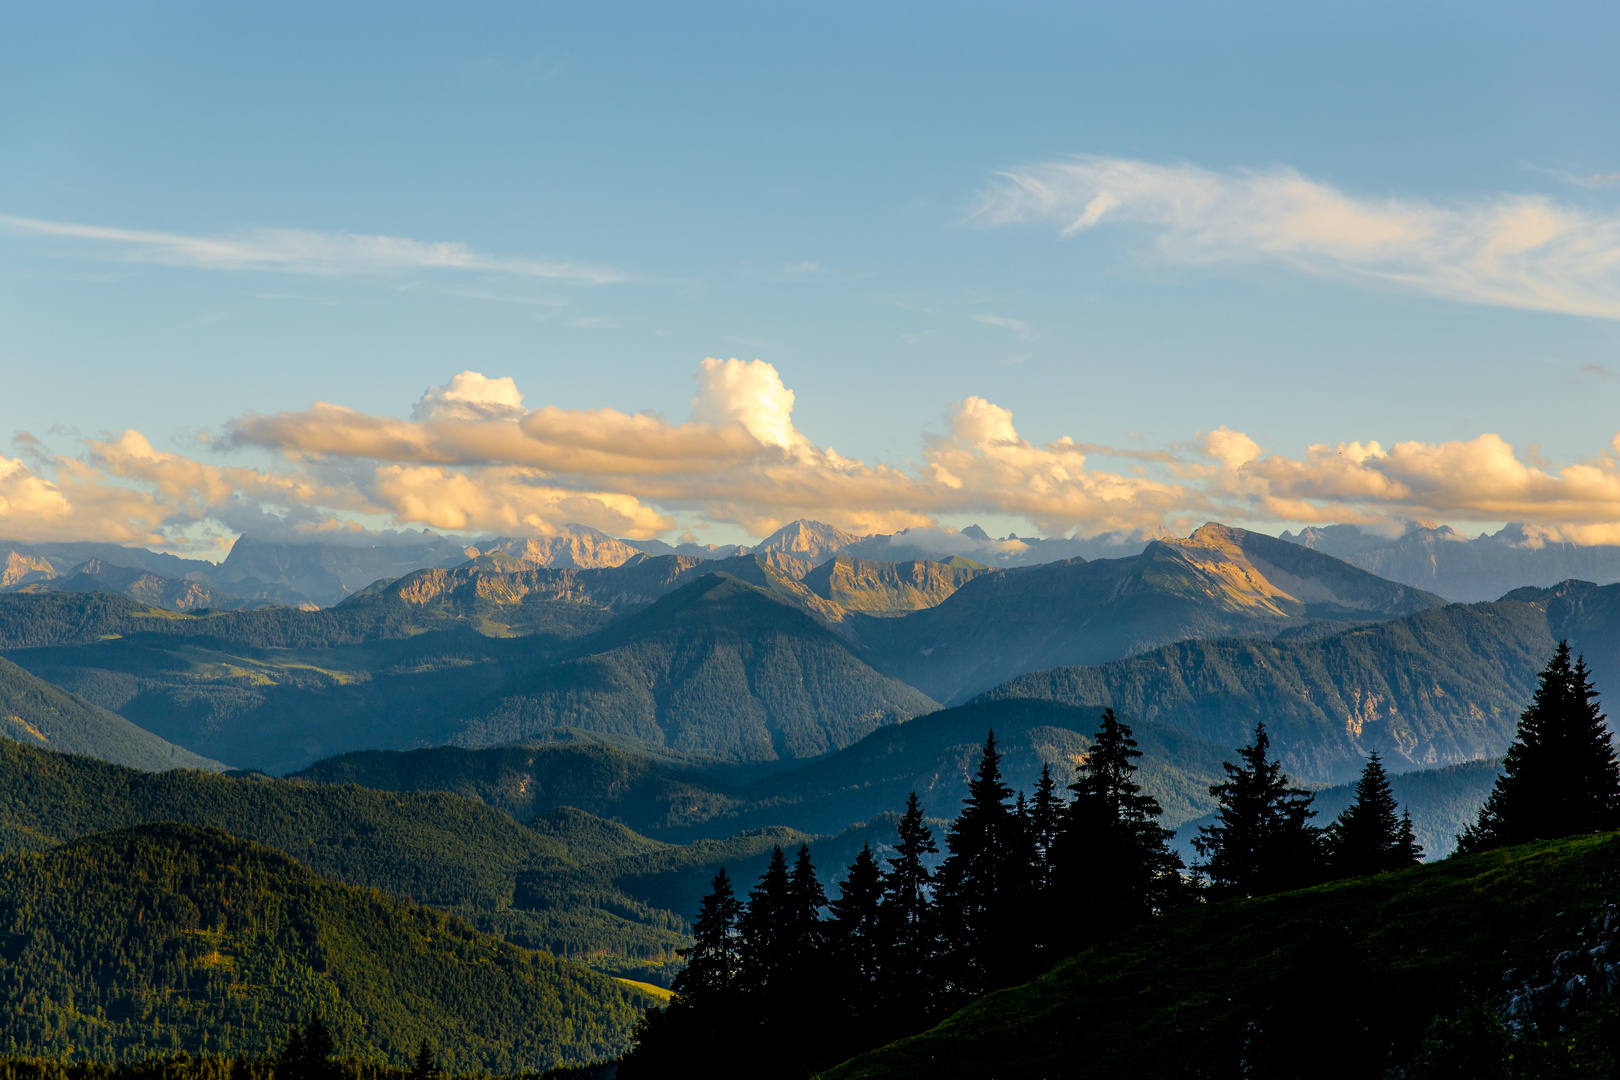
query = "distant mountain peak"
xmin=752 ymin=519 xmax=866 ymax=562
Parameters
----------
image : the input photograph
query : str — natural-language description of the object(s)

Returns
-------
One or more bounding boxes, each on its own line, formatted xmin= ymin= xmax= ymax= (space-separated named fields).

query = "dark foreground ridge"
xmin=819 ymin=829 xmax=1620 ymax=1079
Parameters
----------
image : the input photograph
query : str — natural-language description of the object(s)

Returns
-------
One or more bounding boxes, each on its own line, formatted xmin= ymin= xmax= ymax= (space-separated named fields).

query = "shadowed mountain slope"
xmin=0 ymin=655 xmax=225 ymax=771
xmin=444 ymin=574 xmax=939 ymax=760
xmin=857 ymin=523 xmax=1447 ymax=704
xmin=979 ymin=598 xmax=1555 ymax=782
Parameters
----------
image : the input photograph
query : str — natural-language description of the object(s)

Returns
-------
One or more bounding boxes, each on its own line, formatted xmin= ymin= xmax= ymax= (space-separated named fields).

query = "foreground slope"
xmin=0 ymin=655 xmax=225 ymax=771
xmin=858 ymin=524 xmax=1446 ymax=704
xmin=0 ymin=823 xmax=652 ymax=1068
xmin=821 ymin=831 xmax=1620 ymax=1080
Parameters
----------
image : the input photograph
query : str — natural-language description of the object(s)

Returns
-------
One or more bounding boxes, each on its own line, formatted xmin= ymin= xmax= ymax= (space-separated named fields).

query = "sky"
xmin=3 ymin=1 xmax=1620 ymax=555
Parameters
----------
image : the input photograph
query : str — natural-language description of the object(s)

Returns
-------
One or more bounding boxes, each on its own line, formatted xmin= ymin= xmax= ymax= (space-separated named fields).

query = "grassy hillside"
xmin=0 ymin=823 xmax=653 ymax=1069
xmin=0 ymin=656 xmax=225 ymax=772
xmin=445 ymin=575 xmax=939 ymax=761
xmin=820 ymin=830 xmax=1620 ymax=1080
xmin=981 ymin=598 xmax=1555 ymax=783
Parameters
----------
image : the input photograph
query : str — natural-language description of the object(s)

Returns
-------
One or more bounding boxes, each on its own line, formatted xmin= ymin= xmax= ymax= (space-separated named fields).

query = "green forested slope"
xmin=294 ymin=737 xmax=742 ymax=834
xmin=0 ymin=741 xmax=691 ymax=977
xmin=820 ymin=830 xmax=1620 ymax=1080
xmin=445 ymin=575 xmax=939 ymax=760
xmin=980 ymin=599 xmax=1555 ymax=782
xmin=0 ymin=823 xmax=652 ymax=1069
xmin=0 ymin=656 xmax=224 ymax=772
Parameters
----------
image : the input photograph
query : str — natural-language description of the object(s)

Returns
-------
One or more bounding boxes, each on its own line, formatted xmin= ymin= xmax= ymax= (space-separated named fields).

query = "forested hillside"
xmin=855 ymin=524 xmax=1447 ymax=703
xmin=981 ymin=598 xmax=1556 ymax=782
xmin=0 ymin=656 xmax=224 ymax=771
xmin=0 ymin=824 xmax=653 ymax=1068
xmin=443 ymin=575 xmax=938 ymax=760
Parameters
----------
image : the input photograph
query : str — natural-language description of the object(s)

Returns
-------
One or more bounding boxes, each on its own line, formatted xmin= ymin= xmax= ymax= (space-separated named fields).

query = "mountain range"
xmin=1282 ymin=520 xmax=1620 ymax=601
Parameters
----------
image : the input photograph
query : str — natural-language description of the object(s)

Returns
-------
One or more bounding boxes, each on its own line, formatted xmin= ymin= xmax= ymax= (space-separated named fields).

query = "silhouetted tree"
xmin=934 ymin=731 xmax=1018 ymax=997
xmin=409 ymin=1040 xmax=438 ymax=1080
xmin=878 ymin=791 xmax=937 ymax=1025
xmin=275 ymin=1014 xmax=335 ymax=1080
xmin=1325 ymin=753 xmax=1422 ymax=877
xmin=619 ymin=867 xmax=743 ymax=1077
xmin=783 ymin=844 xmax=829 ymax=1022
xmin=1459 ymin=641 xmax=1620 ymax=853
xmin=1050 ymin=709 xmax=1185 ymax=947
xmin=1396 ymin=810 xmax=1422 ymax=865
xmin=1029 ymin=764 xmax=1065 ymax=890
xmin=674 ymin=867 xmax=743 ymax=1008
xmin=1194 ymin=722 xmax=1321 ymax=896
xmin=828 ymin=843 xmax=885 ymax=1055
xmin=739 ymin=846 xmax=792 ymax=1000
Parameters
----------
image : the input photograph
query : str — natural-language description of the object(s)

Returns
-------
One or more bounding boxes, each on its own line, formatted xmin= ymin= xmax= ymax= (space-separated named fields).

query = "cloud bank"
xmin=10 ymin=360 xmax=1620 ymax=550
xmin=975 ymin=156 xmax=1620 ymax=319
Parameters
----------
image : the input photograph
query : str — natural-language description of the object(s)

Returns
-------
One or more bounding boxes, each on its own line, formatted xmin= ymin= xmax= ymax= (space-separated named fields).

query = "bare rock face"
xmin=752 ymin=519 xmax=869 ymax=564
xmin=800 ymin=554 xmax=992 ymax=616
xmin=471 ymin=526 xmax=643 ymax=570
xmin=0 ymin=551 xmax=55 ymax=588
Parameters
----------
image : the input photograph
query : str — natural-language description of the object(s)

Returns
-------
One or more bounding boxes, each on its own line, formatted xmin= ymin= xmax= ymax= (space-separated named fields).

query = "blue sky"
xmin=4 ymin=1 xmax=1620 ymax=551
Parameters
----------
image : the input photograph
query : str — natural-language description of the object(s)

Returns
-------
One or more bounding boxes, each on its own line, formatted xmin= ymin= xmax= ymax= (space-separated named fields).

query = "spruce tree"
xmin=1459 ymin=641 xmax=1620 ymax=853
xmin=1397 ymin=810 xmax=1423 ymax=865
xmin=740 ymin=846 xmax=793 ymax=1000
xmin=1029 ymin=764 xmax=1064 ymax=890
xmin=621 ymin=868 xmax=743 ymax=1078
xmin=830 ymin=843 xmax=884 ymax=987
xmin=1325 ymin=753 xmax=1421 ymax=878
xmin=1193 ymin=722 xmax=1321 ymax=896
xmin=934 ymin=731 xmax=1017 ymax=997
xmin=828 ymin=843 xmax=885 ymax=1051
xmin=878 ymin=791 xmax=938 ymax=1024
xmin=784 ymin=844 xmax=829 ymax=1020
xmin=409 ymin=1040 xmax=438 ymax=1080
xmin=672 ymin=867 xmax=743 ymax=1008
xmin=1050 ymin=708 xmax=1184 ymax=946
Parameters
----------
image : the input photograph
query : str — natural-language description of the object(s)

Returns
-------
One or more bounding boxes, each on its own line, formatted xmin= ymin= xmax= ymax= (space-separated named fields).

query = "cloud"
xmin=18 ymin=360 xmax=1620 ymax=549
xmin=0 ymin=215 xmax=623 ymax=284
xmin=974 ymin=155 xmax=1620 ymax=319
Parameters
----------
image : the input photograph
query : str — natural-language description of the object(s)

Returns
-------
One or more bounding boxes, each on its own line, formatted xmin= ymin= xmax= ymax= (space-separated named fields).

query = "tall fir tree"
xmin=934 ymin=731 xmax=1019 ymax=997
xmin=1193 ymin=722 xmax=1322 ymax=896
xmin=1029 ymin=763 xmax=1065 ymax=890
xmin=1049 ymin=708 xmax=1184 ymax=948
xmin=879 ymin=791 xmax=938 ymax=1026
xmin=828 ymin=843 xmax=885 ymax=1055
xmin=1325 ymin=753 xmax=1422 ymax=877
xmin=740 ymin=846 xmax=793 ymax=1000
xmin=621 ymin=867 xmax=743 ymax=1077
xmin=1459 ymin=641 xmax=1620 ymax=853
xmin=672 ymin=867 xmax=743 ymax=1008
xmin=783 ymin=844 xmax=830 ymax=1022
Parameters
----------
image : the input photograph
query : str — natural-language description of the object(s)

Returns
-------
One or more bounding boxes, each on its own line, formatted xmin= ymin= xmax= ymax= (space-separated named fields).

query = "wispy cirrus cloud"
xmin=0 ymin=215 xmax=624 ymax=284
xmin=973 ymin=156 xmax=1620 ymax=319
